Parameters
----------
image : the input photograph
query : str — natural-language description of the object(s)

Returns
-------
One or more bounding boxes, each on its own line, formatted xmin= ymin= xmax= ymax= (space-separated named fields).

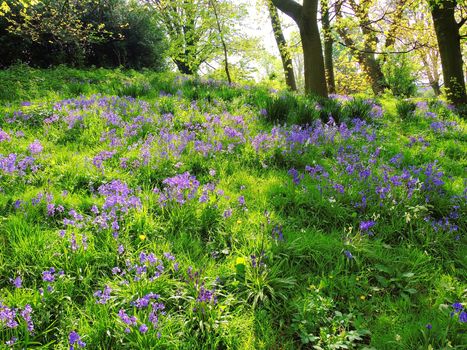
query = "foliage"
xmin=0 ymin=0 xmax=167 ymax=69
xmin=291 ymin=288 xmax=370 ymax=347
xmin=396 ymin=99 xmax=417 ymax=119
xmin=0 ymin=67 xmax=466 ymax=349
xmin=382 ymin=54 xmax=418 ymax=97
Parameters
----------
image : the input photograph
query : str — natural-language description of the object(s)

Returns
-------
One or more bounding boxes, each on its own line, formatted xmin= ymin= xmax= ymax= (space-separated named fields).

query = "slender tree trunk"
xmin=335 ymin=1 xmax=388 ymax=95
xmin=267 ymin=0 xmax=297 ymax=91
xmin=421 ymin=51 xmax=441 ymax=96
xmin=321 ymin=0 xmax=335 ymax=93
xmin=431 ymin=81 xmax=441 ymax=96
xmin=431 ymin=0 xmax=467 ymax=107
xmin=209 ymin=0 xmax=232 ymax=84
xmin=272 ymin=0 xmax=328 ymax=97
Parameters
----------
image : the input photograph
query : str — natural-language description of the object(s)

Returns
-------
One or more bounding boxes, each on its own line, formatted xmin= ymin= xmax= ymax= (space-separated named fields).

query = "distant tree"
xmin=404 ymin=3 xmax=442 ymax=96
xmin=149 ymin=0 xmax=218 ymax=75
xmin=335 ymin=0 xmax=390 ymax=95
xmin=0 ymin=0 xmax=166 ymax=69
xmin=1 ymin=0 xmax=110 ymax=60
xmin=266 ymin=0 xmax=297 ymax=91
xmin=208 ymin=0 xmax=232 ymax=83
xmin=321 ymin=0 xmax=335 ymax=93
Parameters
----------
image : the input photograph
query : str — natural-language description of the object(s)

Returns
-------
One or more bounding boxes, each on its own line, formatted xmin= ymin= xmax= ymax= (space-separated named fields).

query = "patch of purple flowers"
xmin=69 ymin=331 xmax=86 ymax=349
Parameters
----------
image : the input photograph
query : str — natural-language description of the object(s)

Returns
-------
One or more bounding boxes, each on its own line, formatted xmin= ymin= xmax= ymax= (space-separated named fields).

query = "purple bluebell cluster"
xmin=0 ymin=302 xmax=34 ymax=333
xmin=0 ymin=153 xmax=37 ymax=176
xmin=450 ymin=302 xmax=467 ymax=323
xmin=0 ymin=128 xmax=10 ymax=142
xmin=94 ymin=285 xmax=112 ymax=304
xmin=69 ymin=331 xmax=86 ymax=349
xmin=28 ymin=140 xmax=43 ymax=154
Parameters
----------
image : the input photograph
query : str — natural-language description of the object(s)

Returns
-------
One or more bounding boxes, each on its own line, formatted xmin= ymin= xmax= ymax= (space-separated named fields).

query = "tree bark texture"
xmin=431 ymin=0 xmax=467 ymax=107
xmin=321 ymin=0 xmax=335 ymax=93
xmin=272 ymin=0 xmax=328 ymax=97
xmin=267 ymin=0 xmax=297 ymax=91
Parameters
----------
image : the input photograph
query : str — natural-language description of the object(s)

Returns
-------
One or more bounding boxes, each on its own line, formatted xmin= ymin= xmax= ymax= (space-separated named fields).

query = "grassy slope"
xmin=0 ymin=67 xmax=466 ymax=349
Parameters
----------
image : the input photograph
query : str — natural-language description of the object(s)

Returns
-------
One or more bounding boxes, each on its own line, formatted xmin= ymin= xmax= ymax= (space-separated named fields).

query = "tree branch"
xmin=271 ymin=0 xmax=302 ymax=22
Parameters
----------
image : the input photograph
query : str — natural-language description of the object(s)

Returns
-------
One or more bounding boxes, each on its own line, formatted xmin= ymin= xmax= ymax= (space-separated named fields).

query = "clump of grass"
xmin=396 ymin=99 xmax=417 ymax=119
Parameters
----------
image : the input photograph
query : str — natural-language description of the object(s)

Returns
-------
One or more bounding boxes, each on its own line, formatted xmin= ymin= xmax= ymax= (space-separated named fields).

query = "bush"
xmin=315 ymin=97 xmax=343 ymax=124
xmin=382 ymin=54 xmax=417 ymax=97
xmin=0 ymin=0 xmax=167 ymax=70
xmin=396 ymin=99 xmax=417 ymax=119
xmin=264 ymin=93 xmax=299 ymax=124
xmin=341 ymin=97 xmax=376 ymax=123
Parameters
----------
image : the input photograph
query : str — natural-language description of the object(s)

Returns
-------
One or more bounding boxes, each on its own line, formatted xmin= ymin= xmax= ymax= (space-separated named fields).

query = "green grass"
xmin=0 ymin=66 xmax=466 ymax=349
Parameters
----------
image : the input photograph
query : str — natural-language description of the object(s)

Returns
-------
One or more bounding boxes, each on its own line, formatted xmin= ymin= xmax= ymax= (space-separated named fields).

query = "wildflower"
xmin=5 ymin=337 xmax=17 ymax=346
xmin=0 ymin=129 xmax=10 ymax=142
xmin=20 ymin=305 xmax=34 ymax=333
xmin=69 ymin=331 xmax=86 ymax=349
xmin=118 ymin=244 xmax=125 ymax=255
xmin=452 ymin=302 xmax=463 ymax=313
xmin=459 ymin=311 xmax=467 ymax=323
xmin=359 ymin=220 xmax=376 ymax=232
xmin=288 ymin=168 xmax=302 ymax=185
xmin=344 ymin=250 xmax=353 ymax=260
xmin=94 ymin=285 xmax=112 ymax=304
xmin=251 ymin=255 xmax=257 ymax=268
xmin=272 ymin=225 xmax=284 ymax=241
xmin=425 ymin=323 xmax=432 ymax=330
xmin=28 ymin=140 xmax=43 ymax=154
xmin=118 ymin=309 xmax=137 ymax=328
xmin=42 ymin=268 xmax=55 ymax=282
xmin=139 ymin=324 xmax=148 ymax=333
xmin=197 ymin=285 xmax=216 ymax=304
xmin=12 ymin=276 xmax=22 ymax=288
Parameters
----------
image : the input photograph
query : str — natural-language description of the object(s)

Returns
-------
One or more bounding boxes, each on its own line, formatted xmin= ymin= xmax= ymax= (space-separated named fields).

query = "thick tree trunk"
xmin=361 ymin=54 xmax=387 ymax=95
xmin=267 ymin=1 xmax=297 ymax=91
xmin=321 ymin=0 xmax=335 ymax=93
xmin=272 ymin=0 xmax=328 ymax=97
xmin=431 ymin=0 xmax=467 ymax=107
xmin=174 ymin=59 xmax=194 ymax=75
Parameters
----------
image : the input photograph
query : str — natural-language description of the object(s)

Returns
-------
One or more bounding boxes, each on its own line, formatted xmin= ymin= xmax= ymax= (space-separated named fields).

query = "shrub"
xmin=382 ymin=54 xmax=417 ymax=97
xmin=264 ymin=93 xmax=299 ymax=124
xmin=341 ymin=97 xmax=374 ymax=123
xmin=396 ymin=99 xmax=417 ymax=119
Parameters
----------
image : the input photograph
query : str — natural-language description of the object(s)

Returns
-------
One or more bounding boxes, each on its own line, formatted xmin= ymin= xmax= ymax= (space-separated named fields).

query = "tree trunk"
xmin=431 ymin=81 xmax=441 ymax=96
xmin=321 ymin=0 xmax=335 ymax=93
xmin=174 ymin=59 xmax=194 ymax=75
xmin=272 ymin=0 xmax=328 ymax=97
xmin=209 ymin=0 xmax=232 ymax=84
xmin=335 ymin=1 xmax=388 ymax=95
xmin=361 ymin=54 xmax=387 ymax=95
xmin=431 ymin=0 xmax=467 ymax=107
xmin=267 ymin=0 xmax=297 ymax=91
